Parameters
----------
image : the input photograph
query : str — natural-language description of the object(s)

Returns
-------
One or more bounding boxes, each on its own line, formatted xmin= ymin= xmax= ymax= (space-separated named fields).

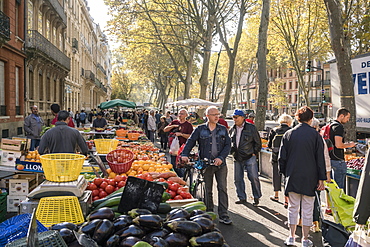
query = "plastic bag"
xmin=345 ymin=225 xmax=370 ymax=247
xmin=169 ymin=136 xmax=180 ymax=156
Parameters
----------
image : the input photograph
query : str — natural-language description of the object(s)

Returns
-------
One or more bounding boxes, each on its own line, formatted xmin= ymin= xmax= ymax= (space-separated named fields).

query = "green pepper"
xmin=161 ymin=192 xmax=171 ymax=202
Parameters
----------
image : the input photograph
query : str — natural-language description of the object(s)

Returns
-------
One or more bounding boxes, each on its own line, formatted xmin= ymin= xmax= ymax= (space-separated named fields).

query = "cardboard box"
xmin=1 ymin=150 xmax=22 ymax=167
xmin=9 ymin=179 xmax=29 ymax=195
xmin=7 ymin=195 xmax=27 ymax=212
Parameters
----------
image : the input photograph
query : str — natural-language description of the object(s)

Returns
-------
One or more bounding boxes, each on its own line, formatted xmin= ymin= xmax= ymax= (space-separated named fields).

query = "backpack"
xmin=271 ymin=129 xmax=286 ymax=153
xmin=320 ymin=123 xmax=334 ymax=152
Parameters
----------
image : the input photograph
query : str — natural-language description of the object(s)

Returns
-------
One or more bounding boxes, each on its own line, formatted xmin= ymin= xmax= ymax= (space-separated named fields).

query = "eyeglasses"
xmin=232 ymin=116 xmax=240 ymax=119
xmin=208 ymin=113 xmax=220 ymax=117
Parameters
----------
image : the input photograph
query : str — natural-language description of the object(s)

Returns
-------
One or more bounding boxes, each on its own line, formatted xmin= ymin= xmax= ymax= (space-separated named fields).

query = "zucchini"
xmin=92 ymin=191 xmax=123 ymax=208
xmin=157 ymin=203 xmax=172 ymax=214
xmin=183 ymin=204 xmax=207 ymax=214
xmin=94 ymin=197 xmax=121 ymax=210
xmin=205 ymin=211 xmax=217 ymax=221
xmin=181 ymin=201 xmax=205 ymax=209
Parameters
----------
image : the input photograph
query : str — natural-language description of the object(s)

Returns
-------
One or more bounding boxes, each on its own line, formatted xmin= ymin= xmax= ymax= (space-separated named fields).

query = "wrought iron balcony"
xmin=95 ymin=78 xmax=102 ymax=87
xmin=100 ymin=84 xmax=107 ymax=93
xmin=0 ymin=10 xmax=10 ymax=41
xmin=85 ymin=70 xmax=95 ymax=81
xmin=97 ymin=63 xmax=106 ymax=75
xmin=323 ymin=79 xmax=331 ymax=85
xmin=26 ymin=30 xmax=70 ymax=71
xmin=47 ymin=0 xmax=67 ymax=25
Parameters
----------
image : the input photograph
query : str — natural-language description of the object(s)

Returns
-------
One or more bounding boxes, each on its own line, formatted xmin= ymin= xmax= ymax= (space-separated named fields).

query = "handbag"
xmin=169 ymin=136 xmax=180 ymax=156
xmin=345 ymin=225 xmax=370 ymax=247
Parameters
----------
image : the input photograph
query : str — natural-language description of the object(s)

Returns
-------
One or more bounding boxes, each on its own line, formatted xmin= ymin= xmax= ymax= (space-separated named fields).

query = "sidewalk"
xmin=155 ymin=138 xmax=325 ymax=246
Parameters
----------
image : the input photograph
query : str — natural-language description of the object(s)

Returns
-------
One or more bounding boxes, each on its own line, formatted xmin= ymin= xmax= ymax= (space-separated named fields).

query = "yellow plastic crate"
xmin=40 ymin=153 xmax=85 ymax=182
xmin=94 ymin=139 xmax=119 ymax=154
xmin=36 ymin=196 xmax=84 ymax=227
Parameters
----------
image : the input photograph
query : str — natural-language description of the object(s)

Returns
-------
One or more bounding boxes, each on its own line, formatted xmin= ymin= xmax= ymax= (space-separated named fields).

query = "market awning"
xmin=99 ymin=99 xmax=136 ymax=109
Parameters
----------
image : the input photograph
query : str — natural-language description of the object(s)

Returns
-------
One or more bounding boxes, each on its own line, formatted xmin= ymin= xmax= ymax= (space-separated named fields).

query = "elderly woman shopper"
xmin=267 ymin=114 xmax=293 ymax=208
xmin=279 ymin=106 xmax=326 ymax=247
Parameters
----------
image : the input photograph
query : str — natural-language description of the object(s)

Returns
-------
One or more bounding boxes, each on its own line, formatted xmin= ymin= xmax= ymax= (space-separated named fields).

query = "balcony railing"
xmin=85 ymin=70 xmax=95 ymax=81
xmin=0 ymin=10 xmax=10 ymax=41
xmin=26 ymin=30 xmax=70 ymax=71
xmin=95 ymin=78 xmax=102 ymax=87
xmin=48 ymin=0 xmax=67 ymax=25
xmin=323 ymin=79 xmax=331 ymax=85
xmin=100 ymin=84 xmax=107 ymax=93
xmin=310 ymin=81 xmax=322 ymax=87
xmin=97 ymin=63 xmax=106 ymax=75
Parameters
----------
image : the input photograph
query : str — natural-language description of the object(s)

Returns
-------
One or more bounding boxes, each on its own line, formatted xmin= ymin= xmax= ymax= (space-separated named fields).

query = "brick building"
xmin=0 ymin=0 xmax=27 ymax=138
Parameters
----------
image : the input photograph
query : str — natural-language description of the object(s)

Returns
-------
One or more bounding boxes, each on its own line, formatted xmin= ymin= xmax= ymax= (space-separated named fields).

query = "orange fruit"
xmin=109 ymin=172 xmax=117 ymax=178
xmin=148 ymin=167 xmax=155 ymax=172
xmin=26 ymin=154 xmax=32 ymax=159
xmin=142 ymin=164 xmax=150 ymax=171
xmin=106 ymin=168 xmax=112 ymax=174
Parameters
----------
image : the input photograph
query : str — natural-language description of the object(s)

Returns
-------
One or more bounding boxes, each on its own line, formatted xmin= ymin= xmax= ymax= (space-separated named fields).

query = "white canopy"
xmin=173 ymin=98 xmax=222 ymax=108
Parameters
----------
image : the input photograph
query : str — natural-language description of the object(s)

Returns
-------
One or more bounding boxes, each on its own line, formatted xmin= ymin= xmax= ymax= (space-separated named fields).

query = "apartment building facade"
xmin=0 ymin=0 xmax=26 ymax=138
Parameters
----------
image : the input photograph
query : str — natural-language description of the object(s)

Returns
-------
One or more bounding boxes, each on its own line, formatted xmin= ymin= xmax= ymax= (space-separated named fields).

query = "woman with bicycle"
xmin=181 ymin=106 xmax=232 ymax=225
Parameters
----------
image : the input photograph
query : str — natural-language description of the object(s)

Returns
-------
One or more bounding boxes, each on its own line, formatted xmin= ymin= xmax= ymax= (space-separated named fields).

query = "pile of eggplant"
xmin=49 ymin=201 xmax=229 ymax=247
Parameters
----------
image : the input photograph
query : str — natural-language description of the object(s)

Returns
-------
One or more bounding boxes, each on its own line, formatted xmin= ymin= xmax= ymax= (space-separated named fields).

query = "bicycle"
xmin=181 ymin=156 xmax=216 ymax=209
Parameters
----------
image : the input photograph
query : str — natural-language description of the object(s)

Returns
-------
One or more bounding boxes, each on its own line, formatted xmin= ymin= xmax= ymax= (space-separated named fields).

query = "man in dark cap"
xmin=229 ymin=109 xmax=262 ymax=206
xmin=38 ymin=110 xmax=88 ymax=155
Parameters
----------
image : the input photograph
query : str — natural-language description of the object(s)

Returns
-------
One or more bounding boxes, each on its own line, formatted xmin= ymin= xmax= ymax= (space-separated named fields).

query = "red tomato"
xmin=158 ymin=178 xmax=166 ymax=182
xmin=145 ymin=175 xmax=153 ymax=181
xmin=92 ymin=189 xmax=100 ymax=197
xmin=168 ymin=182 xmax=180 ymax=192
xmin=93 ymin=196 xmax=100 ymax=201
xmin=167 ymin=180 xmax=174 ymax=185
xmin=177 ymin=186 xmax=186 ymax=194
xmin=168 ymin=190 xmax=177 ymax=199
xmin=114 ymin=175 xmax=124 ymax=183
xmin=122 ymin=176 xmax=127 ymax=181
xmin=93 ymin=178 xmax=103 ymax=186
xmin=137 ymin=174 xmax=144 ymax=179
xmin=180 ymin=191 xmax=192 ymax=199
xmin=105 ymin=185 xmax=115 ymax=194
xmin=107 ymin=179 xmax=116 ymax=186
xmin=89 ymin=183 xmax=97 ymax=190
xmin=117 ymin=181 xmax=126 ymax=188
xmin=114 ymin=187 xmax=119 ymax=191
xmin=174 ymin=195 xmax=183 ymax=200
xmin=98 ymin=188 xmax=104 ymax=192
xmin=100 ymin=181 xmax=108 ymax=189
xmin=99 ymin=190 xmax=108 ymax=198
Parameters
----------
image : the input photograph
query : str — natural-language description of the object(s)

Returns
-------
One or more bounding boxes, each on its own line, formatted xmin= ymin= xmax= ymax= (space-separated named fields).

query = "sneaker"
xmin=253 ymin=198 xmax=259 ymax=207
xmin=219 ymin=216 xmax=232 ymax=225
xmin=235 ymin=199 xmax=247 ymax=204
xmin=302 ymin=239 xmax=313 ymax=247
xmin=284 ymin=237 xmax=295 ymax=246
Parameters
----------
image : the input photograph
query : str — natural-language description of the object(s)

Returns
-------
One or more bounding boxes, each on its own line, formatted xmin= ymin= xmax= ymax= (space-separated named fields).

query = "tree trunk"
xmin=183 ymin=48 xmax=195 ymax=99
xmin=255 ymin=0 xmax=270 ymax=131
xmin=324 ymin=0 xmax=356 ymax=141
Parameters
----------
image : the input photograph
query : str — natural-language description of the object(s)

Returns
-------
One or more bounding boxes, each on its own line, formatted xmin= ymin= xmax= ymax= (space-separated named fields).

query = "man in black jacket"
xmin=229 ymin=109 xmax=262 ymax=206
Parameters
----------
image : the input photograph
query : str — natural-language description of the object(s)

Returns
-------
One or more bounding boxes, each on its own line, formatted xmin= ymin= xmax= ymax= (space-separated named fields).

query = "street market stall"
xmin=0 ymin=120 xmax=229 ymax=246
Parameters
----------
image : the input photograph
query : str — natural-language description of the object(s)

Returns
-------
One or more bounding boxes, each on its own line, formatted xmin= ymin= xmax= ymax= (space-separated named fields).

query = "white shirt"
xmin=236 ymin=122 xmax=245 ymax=148
xmin=148 ymin=115 xmax=157 ymax=131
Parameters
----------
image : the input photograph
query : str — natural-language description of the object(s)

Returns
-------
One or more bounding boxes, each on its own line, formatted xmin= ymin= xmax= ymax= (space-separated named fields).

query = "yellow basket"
xmin=36 ymin=196 xmax=84 ymax=227
xmin=40 ymin=153 xmax=85 ymax=182
xmin=94 ymin=139 xmax=119 ymax=154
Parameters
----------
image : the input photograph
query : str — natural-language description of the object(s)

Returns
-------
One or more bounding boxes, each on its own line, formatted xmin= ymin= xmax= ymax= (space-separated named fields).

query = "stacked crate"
xmin=7 ymin=179 xmax=29 ymax=212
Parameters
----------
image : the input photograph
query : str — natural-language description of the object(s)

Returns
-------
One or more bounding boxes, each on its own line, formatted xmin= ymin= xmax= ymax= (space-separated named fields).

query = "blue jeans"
xmin=234 ymin=155 xmax=262 ymax=200
xmin=148 ymin=130 xmax=155 ymax=143
xmin=330 ymin=159 xmax=347 ymax=189
xmin=30 ymin=139 xmax=40 ymax=151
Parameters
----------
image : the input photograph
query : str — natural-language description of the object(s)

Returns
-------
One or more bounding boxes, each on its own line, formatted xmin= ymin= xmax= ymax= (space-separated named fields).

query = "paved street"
xmin=163 ymin=144 xmax=325 ymax=247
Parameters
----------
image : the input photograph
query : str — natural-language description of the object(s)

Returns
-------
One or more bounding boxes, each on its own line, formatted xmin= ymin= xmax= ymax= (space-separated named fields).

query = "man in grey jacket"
xmin=38 ymin=111 xmax=88 ymax=155
xmin=24 ymin=105 xmax=44 ymax=151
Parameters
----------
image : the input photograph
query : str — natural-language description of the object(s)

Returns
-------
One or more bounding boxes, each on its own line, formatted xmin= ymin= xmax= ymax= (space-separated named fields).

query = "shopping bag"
xmin=175 ymin=144 xmax=186 ymax=167
xmin=345 ymin=225 xmax=370 ymax=247
xmin=169 ymin=136 xmax=180 ymax=155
